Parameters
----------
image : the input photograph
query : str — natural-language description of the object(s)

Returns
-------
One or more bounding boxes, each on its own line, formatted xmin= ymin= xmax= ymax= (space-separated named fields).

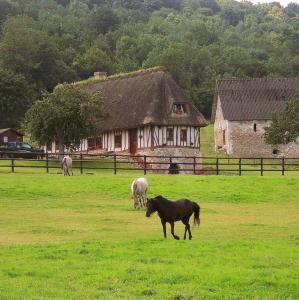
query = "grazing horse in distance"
xmin=145 ymin=195 xmax=200 ymax=240
xmin=61 ymin=155 xmax=73 ymax=176
xmin=131 ymin=177 xmax=148 ymax=209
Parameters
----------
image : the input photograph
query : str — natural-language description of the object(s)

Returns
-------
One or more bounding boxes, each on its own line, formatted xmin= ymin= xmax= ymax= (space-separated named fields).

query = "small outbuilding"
xmin=0 ymin=128 xmax=23 ymax=145
xmin=212 ymin=78 xmax=299 ymax=157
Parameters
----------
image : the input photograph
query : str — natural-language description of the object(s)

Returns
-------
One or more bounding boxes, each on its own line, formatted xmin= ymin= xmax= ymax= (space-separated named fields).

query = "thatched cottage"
xmin=212 ymin=78 xmax=299 ymax=157
xmin=47 ymin=68 xmax=207 ymax=161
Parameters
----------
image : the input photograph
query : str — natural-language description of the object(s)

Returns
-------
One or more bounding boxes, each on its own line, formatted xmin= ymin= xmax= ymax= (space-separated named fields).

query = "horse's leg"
xmin=161 ymin=220 xmax=167 ymax=238
xmin=187 ymin=223 xmax=192 ymax=240
xmin=182 ymin=220 xmax=189 ymax=240
xmin=183 ymin=223 xmax=188 ymax=240
xmin=143 ymin=190 xmax=147 ymax=207
xmin=136 ymin=195 xmax=140 ymax=209
xmin=184 ymin=226 xmax=188 ymax=240
xmin=170 ymin=222 xmax=179 ymax=240
xmin=132 ymin=196 xmax=136 ymax=209
xmin=138 ymin=195 xmax=142 ymax=209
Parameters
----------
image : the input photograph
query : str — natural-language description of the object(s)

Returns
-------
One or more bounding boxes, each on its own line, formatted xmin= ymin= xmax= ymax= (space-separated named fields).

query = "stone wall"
xmin=137 ymin=147 xmax=202 ymax=174
xmin=228 ymin=120 xmax=299 ymax=158
xmin=214 ymin=96 xmax=230 ymax=153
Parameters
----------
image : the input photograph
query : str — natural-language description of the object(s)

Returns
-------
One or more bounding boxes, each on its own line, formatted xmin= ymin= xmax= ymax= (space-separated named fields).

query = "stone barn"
xmin=46 ymin=68 xmax=207 ymax=172
xmin=212 ymin=78 xmax=299 ymax=158
xmin=0 ymin=128 xmax=23 ymax=145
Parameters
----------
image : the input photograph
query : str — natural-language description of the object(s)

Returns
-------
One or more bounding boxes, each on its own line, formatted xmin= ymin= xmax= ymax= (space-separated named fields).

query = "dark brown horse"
xmin=145 ymin=195 xmax=200 ymax=240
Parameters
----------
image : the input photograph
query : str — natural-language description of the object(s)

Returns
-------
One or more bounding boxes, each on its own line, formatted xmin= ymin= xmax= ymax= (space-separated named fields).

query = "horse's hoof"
xmin=174 ymin=236 xmax=180 ymax=240
xmin=189 ymin=236 xmax=192 ymax=240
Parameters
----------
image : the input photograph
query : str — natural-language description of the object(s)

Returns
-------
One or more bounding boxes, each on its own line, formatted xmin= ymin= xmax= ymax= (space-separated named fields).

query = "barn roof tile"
xmin=212 ymin=78 xmax=299 ymax=121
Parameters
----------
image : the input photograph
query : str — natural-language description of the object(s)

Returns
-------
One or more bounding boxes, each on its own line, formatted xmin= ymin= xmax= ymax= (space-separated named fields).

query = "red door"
xmin=129 ymin=129 xmax=138 ymax=154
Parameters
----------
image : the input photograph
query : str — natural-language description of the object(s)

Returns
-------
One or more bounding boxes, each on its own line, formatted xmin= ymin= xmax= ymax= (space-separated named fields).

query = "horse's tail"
xmin=192 ymin=202 xmax=200 ymax=226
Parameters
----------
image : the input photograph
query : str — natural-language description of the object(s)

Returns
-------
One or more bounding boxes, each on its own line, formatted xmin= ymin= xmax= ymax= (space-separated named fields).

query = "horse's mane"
xmin=153 ymin=195 xmax=175 ymax=210
xmin=154 ymin=195 xmax=170 ymax=202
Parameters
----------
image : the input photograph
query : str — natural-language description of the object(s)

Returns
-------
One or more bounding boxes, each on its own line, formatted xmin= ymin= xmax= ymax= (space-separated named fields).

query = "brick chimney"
xmin=94 ymin=71 xmax=107 ymax=80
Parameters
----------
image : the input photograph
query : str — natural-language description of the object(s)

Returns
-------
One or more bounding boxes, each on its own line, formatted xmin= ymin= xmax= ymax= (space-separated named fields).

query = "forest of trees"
xmin=0 ymin=0 xmax=298 ymax=128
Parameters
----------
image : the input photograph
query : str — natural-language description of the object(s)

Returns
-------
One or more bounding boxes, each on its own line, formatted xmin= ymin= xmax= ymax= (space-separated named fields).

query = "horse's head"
xmin=145 ymin=198 xmax=157 ymax=217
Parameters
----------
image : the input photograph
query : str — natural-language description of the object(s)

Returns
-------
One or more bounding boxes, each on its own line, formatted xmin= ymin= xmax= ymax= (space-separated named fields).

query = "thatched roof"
xmin=212 ymin=78 xmax=299 ymax=122
xmin=81 ymin=68 xmax=207 ymax=131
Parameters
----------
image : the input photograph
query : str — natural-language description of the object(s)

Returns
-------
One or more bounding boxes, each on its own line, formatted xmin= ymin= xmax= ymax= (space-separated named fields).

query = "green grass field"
xmin=0 ymin=173 xmax=299 ymax=299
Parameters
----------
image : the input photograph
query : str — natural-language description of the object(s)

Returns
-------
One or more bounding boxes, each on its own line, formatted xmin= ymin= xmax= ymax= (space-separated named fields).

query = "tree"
xmin=0 ymin=68 xmax=34 ymax=128
xmin=0 ymin=17 xmax=76 ymax=91
xmin=0 ymin=0 xmax=16 ymax=24
xmin=90 ymin=7 xmax=120 ymax=34
xmin=24 ymin=84 xmax=106 ymax=153
xmin=72 ymin=41 xmax=113 ymax=78
xmin=264 ymin=93 xmax=299 ymax=145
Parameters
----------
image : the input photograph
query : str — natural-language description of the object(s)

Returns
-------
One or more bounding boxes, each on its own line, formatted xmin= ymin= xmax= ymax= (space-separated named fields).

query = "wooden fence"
xmin=0 ymin=152 xmax=299 ymax=175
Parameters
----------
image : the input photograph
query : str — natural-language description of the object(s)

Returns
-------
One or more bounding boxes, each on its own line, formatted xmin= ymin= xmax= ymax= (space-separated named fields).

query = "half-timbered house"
xmin=46 ymin=68 xmax=207 ymax=167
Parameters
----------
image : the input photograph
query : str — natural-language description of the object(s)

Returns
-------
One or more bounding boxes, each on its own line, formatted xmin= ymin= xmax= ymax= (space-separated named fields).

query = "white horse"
xmin=131 ymin=177 xmax=148 ymax=209
xmin=61 ymin=155 xmax=73 ymax=176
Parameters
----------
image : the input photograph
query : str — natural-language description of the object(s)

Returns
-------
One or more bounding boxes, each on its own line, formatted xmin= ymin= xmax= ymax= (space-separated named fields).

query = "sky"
xmin=245 ymin=0 xmax=299 ymax=6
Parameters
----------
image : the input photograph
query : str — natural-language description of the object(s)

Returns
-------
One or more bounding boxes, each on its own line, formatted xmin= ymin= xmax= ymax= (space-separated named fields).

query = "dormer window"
xmin=172 ymin=103 xmax=186 ymax=115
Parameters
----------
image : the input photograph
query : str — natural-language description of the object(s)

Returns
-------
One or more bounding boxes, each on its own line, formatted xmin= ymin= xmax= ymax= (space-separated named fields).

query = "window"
xmin=172 ymin=103 xmax=186 ymax=115
xmin=180 ymin=129 xmax=187 ymax=142
xmin=88 ymin=137 xmax=102 ymax=150
xmin=223 ymin=130 xmax=226 ymax=145
xmin=114 ymin=133 xmax=122 ymax=148
xmin=87 ymin=138 xmax=95 ymax=149
xmin=166 ymin=128 xmax=174 ymax=142
xmin=3 ymin=136 xmax=8 ymax=143
xmin=253 ymin=123 xmax=257 ymax=132
xmin=46 ymin=143 xmax=52 ymax=151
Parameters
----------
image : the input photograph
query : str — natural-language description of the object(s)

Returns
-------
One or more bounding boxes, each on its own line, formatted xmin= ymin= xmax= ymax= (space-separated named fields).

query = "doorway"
xmin=129 ymin=129 xmax=138 ymax=154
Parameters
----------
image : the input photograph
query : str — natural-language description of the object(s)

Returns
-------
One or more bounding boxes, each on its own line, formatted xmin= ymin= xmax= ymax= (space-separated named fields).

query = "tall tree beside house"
xmin=24 ymin=83 xmax=106 ymax=153
xmin=264 ymin=92 xmax=299 ymax=145
xmin=0 ymin=68 xmax=34 ymax=128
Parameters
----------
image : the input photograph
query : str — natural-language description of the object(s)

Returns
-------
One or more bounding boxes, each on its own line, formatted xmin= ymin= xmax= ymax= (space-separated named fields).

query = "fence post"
xmin=239 ymin=158 xmax=242 ymax=176
xmin=260 ymin=158 xmax=263 ymax=176
xmin=11 ymin=158 xmax=14 ymax=173
xmin=80 ymin=153 xmax=83 ymax=175
xmin=282 ymin=157 xmax=285 ymax=176
xmin=216 ymin=158 xmax=219 ymax=175
xmin=144 ymin=155 xmax=147 ymax=175
xmin=193 ymin=157 xmax=196 ymax=175
xmin=46 ymin=153 xmax=49 ymax=173
xmin=113 ymin=154 xmax=117 ymax=175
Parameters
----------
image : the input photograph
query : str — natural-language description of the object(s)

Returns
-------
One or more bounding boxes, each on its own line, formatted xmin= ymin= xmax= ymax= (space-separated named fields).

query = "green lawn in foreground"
xmin=0 ymin=173 xmax=299 ymax=299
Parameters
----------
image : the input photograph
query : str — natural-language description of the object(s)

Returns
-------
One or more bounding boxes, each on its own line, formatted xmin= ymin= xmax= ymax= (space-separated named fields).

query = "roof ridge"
xmin=217 ymin=77 xmax=299 ymax=82
xmin=73 ymin=66 xmax=167 ymax=87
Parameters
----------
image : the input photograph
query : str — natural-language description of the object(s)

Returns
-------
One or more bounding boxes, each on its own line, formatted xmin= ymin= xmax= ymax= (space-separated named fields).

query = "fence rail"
xmin=0 ymin=152 xmax=299 ymax=175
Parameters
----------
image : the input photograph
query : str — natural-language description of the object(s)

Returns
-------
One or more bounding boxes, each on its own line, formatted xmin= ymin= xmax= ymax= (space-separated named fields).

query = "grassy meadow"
xmin=0 ymin=172 xmax=299 ymax=299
